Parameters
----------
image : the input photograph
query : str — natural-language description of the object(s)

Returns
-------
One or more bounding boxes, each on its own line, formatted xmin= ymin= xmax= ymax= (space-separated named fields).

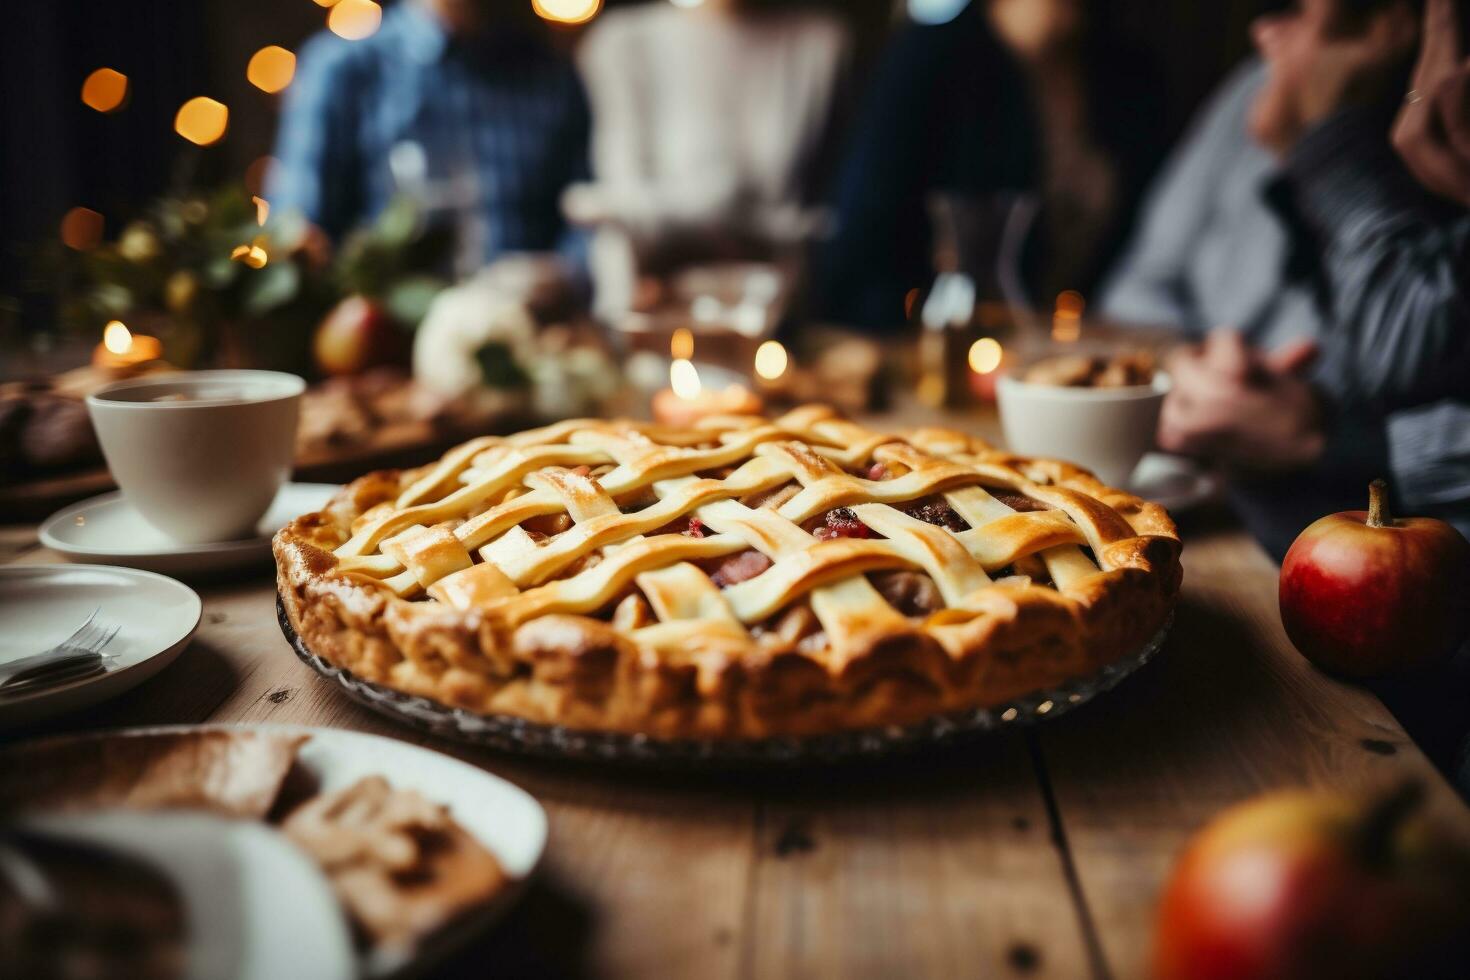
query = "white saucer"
xmin=16 ymin=810 xmax=356 ymax=980
xmin=0 ymin=564 xmax=201 ymax=728
xmin=1129 ymin=453 xmax=1220 ymax=513
xmin=39 ymin=482 xmax=339 ymax=576
xmin=71 ymin=724 xmax=549 ymax=978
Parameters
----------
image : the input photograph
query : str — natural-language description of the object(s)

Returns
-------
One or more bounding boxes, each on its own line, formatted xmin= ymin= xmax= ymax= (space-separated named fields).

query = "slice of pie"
xmin=274 ymin=405 xmax=1181 ymax=739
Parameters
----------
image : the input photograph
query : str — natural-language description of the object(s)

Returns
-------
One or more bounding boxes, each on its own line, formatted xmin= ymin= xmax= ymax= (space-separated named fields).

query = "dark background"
xmin=0 ymin=0 xmax=1275 ymax=318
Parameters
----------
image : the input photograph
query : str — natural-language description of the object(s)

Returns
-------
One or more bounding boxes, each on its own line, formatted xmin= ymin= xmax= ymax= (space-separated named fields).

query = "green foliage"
xmin=474 ymin=341 xmax=531 ymax=389
xmin=56 ymin=186 xmax=452 ymax=367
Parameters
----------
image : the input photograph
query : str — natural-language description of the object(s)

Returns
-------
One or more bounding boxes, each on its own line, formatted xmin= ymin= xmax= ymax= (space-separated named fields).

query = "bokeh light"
xmin=533 ymin=0 xmax=602 ymax=24
xmin=670 ymin=327 xmax=694 ymax=361
xmin=670 ymin=359 xmax=702 ymax=399
xmin=103 ymin=320 xmax=132 ymax=355
xmin=312 ymin=0 xmax=341 ymax=6
xmin=247 ymin=46 xmax=296 ymax=94
xmin=754 ymin=340 xmax=789 ymax=380
xmin=967 ymin=337 xmax=1003 ymax=375
xmin=1056 ymin=290 xmax=1085 ymax=317
xmin=231 ymin=243 xmax=269 ymax=269
xmin=1053 ymin=290 xmax=1084 ymax=343
xmin=81 ymin=68 xmax=129 ymax=113
xmin=328 ymin=0 xmax=382 ymax=40
xmin=60 ymin=207 xmax=104 ymax=250
xmin=174 ymin=97 xmax=229 ymax=146
xmin=252 ymin=195 xmax=270 ymax=226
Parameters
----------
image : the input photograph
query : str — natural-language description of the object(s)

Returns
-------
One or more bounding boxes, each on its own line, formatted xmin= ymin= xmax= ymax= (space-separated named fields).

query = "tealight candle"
xmin=652 ymin=359 xmax=764 ymax=426
xmin=92 ymin=320 xmax=164 ymax=375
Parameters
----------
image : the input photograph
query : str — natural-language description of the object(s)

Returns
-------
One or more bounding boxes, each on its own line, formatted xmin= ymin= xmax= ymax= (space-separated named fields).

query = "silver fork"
xmin=0 ymin=610 xmax=120 ymax=695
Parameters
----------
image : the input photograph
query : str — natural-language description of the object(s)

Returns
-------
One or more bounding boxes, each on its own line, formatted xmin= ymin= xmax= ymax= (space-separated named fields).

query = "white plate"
xmin=16 ymin=809 xmax=356 ymax=980
xmin=39 ymin=483 xmax=339 ymax=576
xmin=1129 ymin=453 xmax=1219 ymax=513
xmin=0 ymin=565 xmax=201 ymax=728
xmin=110 ymin=724 xmax=550 ymax=977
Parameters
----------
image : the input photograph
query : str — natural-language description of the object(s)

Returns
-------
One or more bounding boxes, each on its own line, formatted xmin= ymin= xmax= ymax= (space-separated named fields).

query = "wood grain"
xmin=1036 ymin=525 xmax=1470 ymax=978
xmin=3 ymin=399 xmax=1466 ymax=978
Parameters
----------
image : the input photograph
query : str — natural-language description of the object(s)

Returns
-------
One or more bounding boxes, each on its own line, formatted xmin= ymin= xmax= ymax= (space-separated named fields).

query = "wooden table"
xmin=4 ymin=404 xmax=1467 ymax=980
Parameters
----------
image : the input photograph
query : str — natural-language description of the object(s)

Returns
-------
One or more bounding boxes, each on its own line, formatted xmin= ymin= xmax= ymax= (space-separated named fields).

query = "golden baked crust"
xmin=275 ymin=405 xmax=1181 ymax=739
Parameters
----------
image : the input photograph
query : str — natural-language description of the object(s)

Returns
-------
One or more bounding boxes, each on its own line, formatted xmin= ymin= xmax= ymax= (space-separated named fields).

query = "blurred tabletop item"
xmin=2 ymin=394 xmax=1465 ymax=980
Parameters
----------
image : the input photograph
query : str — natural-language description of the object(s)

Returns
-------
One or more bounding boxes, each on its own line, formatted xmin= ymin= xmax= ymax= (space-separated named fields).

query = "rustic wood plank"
xmin=1036 ymin=525 xmax=1470 ymax=978
xmin=744 ymin=740 xmax=1094 ymax=980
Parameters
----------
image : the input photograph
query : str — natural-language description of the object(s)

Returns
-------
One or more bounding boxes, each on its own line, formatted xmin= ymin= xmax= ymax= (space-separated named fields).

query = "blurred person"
xmin=566 ymin=0 xmax=850 ymax=323
xmin=267 ymin=0 xmax=589 ymax=276
xmin=1392 ymin=0 xmax=1470 ymax=202
xmin=1125 ymin=0 xmax=1470 ymax=790
xmin=812 ymin=0 xmax=1038 ymax=328
xmin=987 ymin=0 xmax=1166 ymax=298
xmin=1097 ymin=0 xmax=1465 ymax=558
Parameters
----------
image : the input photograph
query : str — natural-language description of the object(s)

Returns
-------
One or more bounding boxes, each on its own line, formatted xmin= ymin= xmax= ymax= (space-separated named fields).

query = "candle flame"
xmin=670 ymin=327 xmax=694 ymax=361
xmin=670 ymin=359 xmax=702 ymax=400
xmin=754 ymin=340 xmax=788 ymax=380
xmin=968 ymin=337 xmax=1003 ymax=375
xmin=103 ymin=320 xmax=133 ymax=355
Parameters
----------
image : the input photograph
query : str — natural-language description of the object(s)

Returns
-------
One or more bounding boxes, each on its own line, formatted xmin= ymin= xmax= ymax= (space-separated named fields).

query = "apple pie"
xmin=275 ymin=405 xmax=1181 ymax=739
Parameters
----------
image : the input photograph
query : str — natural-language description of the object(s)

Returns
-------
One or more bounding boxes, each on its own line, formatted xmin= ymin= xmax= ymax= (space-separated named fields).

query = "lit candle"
xmin=92 ymin=320 xmax=164 ymax=374
xmin=966 ymin=337 xmax=1006 ymax=401
xmin=753 ymin=339 xmax=789 ymax=394
xmin=652 ymin=359 xmax=764 ymax=427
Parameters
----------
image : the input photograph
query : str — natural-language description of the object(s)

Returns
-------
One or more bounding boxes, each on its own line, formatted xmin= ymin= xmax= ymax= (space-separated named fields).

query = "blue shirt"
xmin=267 ymin=3 xmax=589 ymax=267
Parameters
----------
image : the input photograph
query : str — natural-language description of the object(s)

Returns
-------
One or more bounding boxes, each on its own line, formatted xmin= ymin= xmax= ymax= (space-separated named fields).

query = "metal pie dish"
xmin=279 ymin=596 xmax=1169 ymax=767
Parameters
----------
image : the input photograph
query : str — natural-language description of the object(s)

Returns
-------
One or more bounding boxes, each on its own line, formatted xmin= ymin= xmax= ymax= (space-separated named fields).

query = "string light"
xmin=60 ymin=207 xmax=104 ymax=250
xmin=81 ymin=68 xmax=128 ymax=113
xmin=532 ymin=0 xmax=602 ymax=23
xmin=174 ymin=97 xmax=229 ymax=146
xmin=670 ymin=359 xmax=702 ymax=400
xmin=754 ymin=340 xmax=788 ymax=380
xmin=967 ymin=337 xmax=1003 ymax=375
xmin=247 ymin=46 xmax=296 ymax=94
xmin=328 ymin=0 xmax=382 ymax=40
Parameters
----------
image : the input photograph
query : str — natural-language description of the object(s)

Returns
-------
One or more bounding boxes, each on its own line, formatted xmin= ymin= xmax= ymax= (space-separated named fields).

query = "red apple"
xmin=1279 ymin=480 xmax=1470 ymax=678
xmin=313 ymin=296 xmax=404 ymax=377
xmin=1155 ymin=786 xmax=1470 ymax=980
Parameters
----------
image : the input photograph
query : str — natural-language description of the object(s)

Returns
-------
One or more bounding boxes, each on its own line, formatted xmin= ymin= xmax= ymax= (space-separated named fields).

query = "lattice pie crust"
xmin=275 ymin=406 xmax=1181 ymax=739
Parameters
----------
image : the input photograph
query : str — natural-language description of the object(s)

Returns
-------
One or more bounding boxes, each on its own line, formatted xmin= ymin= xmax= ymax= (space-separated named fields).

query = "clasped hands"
xmin=1158 ymin=330 xmax=1327 ymax=472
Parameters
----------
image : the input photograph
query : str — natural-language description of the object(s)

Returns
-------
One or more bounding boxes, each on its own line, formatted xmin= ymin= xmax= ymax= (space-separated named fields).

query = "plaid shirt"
xmin=267 ymin=2 xmax=589 ymax=267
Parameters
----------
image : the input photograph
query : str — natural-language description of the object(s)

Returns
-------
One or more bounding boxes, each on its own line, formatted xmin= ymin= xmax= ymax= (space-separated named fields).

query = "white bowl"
xmin=996 ymin=371 xmax=1170 ymax=487
xmin=87 ymin=370 xmax=304 ymax=544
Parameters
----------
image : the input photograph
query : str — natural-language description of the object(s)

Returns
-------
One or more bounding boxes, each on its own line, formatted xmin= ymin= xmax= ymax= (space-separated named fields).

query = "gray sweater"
xmin=1101 ymin=60 xmax=1470 ymax=539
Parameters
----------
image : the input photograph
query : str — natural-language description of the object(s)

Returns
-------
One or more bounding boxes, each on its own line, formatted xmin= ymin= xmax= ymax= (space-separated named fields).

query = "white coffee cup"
xmin=87 ymin=370 xmax=305 ymax=544
xmin=996 ymin=371 xmax=1170 ymax=488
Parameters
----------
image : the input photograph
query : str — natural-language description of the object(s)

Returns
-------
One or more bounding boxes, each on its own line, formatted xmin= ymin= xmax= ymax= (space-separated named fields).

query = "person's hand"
xmin=1159 ymin=330 xmax=1327 ymax=471
xmin=1249 ymin=0 xmax=1420 ymax=157
xmin=1391 ymin=0 xmax=1470 ymax=205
